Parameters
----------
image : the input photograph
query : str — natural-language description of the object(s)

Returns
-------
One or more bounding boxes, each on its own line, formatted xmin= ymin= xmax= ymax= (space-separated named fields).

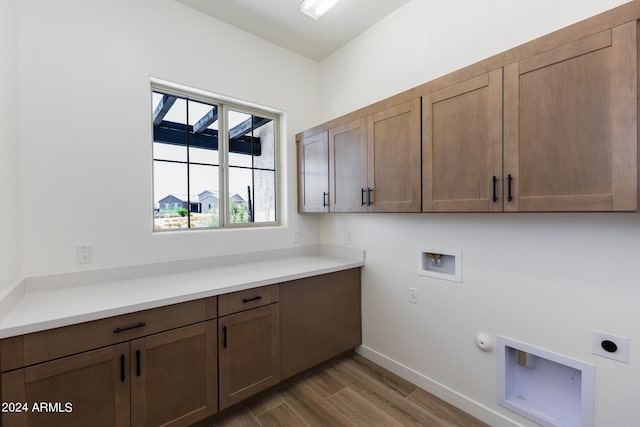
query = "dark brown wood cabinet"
xmin=2 ymin=323 xmax=217 ymax=427
xmin=2 ymin=343 xmax=131 ymax=427
xmin=1 ymin=299 xmax=218 ymax=427
xmin=422 ymin=70 xmax=503 ymax=212
xmin=131 ymin=322 xmax=217 ymax=427
xmin=280 ymin=268 xmax=361 ymax=380
xmin=218 ymin=285 xmax=279 ymax=317
xmin=366 ymin=99 xmax=422 ymax=212
xmin=297 ymin=10 xmax=640 ymax=214
xmin=328 ymin=119 xmax=368 ymax=212
xmin=298 ymin=99 xmax=421 ymax=213
xmin=297 ymin=131 xmax=329 ymax=213
xmin=423 ymin=22 xmax=638 ymax=213
xmin=218 ymin=304 xmax=280 ymax=410
xmin=0 ymin=269 xmax=362 ymax=425
xmin=503 ymin=22 xmax=637 ymax=211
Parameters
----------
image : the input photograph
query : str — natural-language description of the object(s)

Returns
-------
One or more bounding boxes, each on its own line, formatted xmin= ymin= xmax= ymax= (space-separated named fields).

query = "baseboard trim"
xmin=356 ymin=345 xmax=521 ymax=427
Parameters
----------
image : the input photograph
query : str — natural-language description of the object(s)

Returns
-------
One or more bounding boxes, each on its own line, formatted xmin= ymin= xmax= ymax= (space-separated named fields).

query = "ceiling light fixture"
xmin=300 ymin=0 xmax=341 ymax=20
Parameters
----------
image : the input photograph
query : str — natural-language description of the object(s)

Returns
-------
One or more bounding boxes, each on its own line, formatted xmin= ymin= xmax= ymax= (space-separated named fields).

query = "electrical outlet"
xmin=76 ymin=244 xmax=93 ymax=264
xmin=592 ymin=330 xmax=628 ymax=363
xmin=409 ymin=287 xmax=418 ymax=304
xmin=294 ymin=231 xmax=301 ymax=244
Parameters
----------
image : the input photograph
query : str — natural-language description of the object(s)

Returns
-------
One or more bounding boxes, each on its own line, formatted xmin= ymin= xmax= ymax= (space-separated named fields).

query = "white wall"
xmin=16 ymin=0 xmax=322 ymax=277
xmin=320 ymin=0 xmax=632 ymax=121
xmin=0 ymin=0 xmax=20 ymax=292
xmin=318 ymin=1 xmax=639 ymax=426
xmin=9 ymin=1 xmax=640 ymax=424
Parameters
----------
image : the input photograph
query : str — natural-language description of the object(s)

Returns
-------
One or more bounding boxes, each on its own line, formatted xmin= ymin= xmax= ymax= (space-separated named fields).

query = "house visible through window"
xmin=152 ymin=86 xmax=278 ymax=231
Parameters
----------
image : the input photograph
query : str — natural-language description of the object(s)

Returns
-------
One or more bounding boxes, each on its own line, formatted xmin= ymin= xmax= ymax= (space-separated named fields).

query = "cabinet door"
xmin=423 ymin=70 xmax=503 ymax=212
xmin=2 ymin=343 xmax=130 ymax=427
xmin=218 ymin=304 xmax=279 ymax=410
xmin=328 ymin=119 xmax=368 ymax=212
xmin=130 ymin=321 xmax=216 ymax=427
xmin=297 ymin=131 xmax=329 ymax=213
xmin=280 ymin=269 xmax=361 ymax=380
xmin=366 ymin=99 xmax=422 ymax=212
xmin=504 ymin=22 xmax=637 ymax=211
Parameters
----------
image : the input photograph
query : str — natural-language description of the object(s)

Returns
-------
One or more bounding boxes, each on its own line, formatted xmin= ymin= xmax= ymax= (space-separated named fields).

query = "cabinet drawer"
xmin=1 ymin=297 xmax=217 ymax=371
xmin=218 ymin=285 xmax=279 ymax=316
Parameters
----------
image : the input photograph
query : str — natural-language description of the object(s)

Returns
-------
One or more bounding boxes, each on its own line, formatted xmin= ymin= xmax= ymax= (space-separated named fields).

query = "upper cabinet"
xmin=422 ymin=69 xmax=503 ymax=212
xmin=367 ymin=99 xmax=422 ymax=212
xmin=503 ymin=22 xmax=637 ymax=212
xmin=425 ymin=22 xmax=637 ymax=212
xmin=300 ymin=99 xmax=421 ymax=213
xmin=297 ymin=131 xmax=329 ymax=213
xmin=328 ymin=118 xmax=367 ymax=212
xmin=330 ymin=100 xmax=421 ymax=213
xmin=297 ymin=11 xmax=639 ymax=214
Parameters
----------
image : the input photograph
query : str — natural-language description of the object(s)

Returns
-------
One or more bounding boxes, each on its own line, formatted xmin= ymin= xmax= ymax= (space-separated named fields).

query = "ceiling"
xmin=176 ymin=0 xmax=410 ymax=61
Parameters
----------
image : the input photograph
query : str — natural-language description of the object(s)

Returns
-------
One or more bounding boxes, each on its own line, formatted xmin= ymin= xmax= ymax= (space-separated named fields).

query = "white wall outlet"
xmin=591 ymin=330 xmax=628 ymax=363
xmin=76 ymin=244 xmax=93 ymax=264
xmin=409 ymin=287 xmax=418 ymax=304
xmin=294 ymin=231 xmax=301 ymax=244
xmin=344 ymin=231 xmax=352 ymax=246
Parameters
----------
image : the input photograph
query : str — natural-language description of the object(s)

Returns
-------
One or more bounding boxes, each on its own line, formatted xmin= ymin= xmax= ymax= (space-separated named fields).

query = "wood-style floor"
xmin=199 ymin=354 xmax=489 ymax=427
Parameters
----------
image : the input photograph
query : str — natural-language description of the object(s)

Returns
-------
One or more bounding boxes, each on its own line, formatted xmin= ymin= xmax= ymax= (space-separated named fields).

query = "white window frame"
xmin=151 ymin=81 xmax=281 ymax=232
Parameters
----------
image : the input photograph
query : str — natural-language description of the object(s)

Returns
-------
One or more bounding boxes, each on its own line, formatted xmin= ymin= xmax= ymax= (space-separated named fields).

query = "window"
xmin=151 ymin=86 xmax=278 ymax=231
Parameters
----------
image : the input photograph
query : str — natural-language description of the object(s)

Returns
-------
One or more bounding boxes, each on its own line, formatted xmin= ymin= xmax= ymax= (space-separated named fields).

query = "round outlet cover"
xmin=601 ymin=340 xmax=618 ymax=353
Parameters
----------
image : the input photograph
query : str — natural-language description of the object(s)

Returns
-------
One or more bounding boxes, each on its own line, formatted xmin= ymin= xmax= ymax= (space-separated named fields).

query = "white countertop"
xmin=0 ymin=245 xmax=364 ymax=339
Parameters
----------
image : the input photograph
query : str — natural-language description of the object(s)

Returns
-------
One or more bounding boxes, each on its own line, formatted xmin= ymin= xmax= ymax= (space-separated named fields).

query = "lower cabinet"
xmin=2 ymin=343 xmax=131 ymax=427
xmin=218 ymin=304 xmax=280 ymax=410
xmin=0 ymin=268 xmax=361 ymax=426
xmin=2 ymin=321 xmax=217 ymax=427
xmin=131 ymin=322 xmax=217 ymax=427
xmin=280 ymin=268 xmax=362 ymax=380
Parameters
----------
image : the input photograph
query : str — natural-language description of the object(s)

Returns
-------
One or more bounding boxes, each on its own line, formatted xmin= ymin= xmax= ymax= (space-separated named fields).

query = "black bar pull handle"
xmin=361 ymin=188 xmax=366 ymax=206
xmin=136 ymin=350 xmax=141 ymax=377
xmin=322 ymin=192 xmax=329 ymax=207
xmin=507 ymin=174 xmax=513 ymax=202
xmin=491 ymin=176 xmax=498 ymax=203
xmin=113 ymin=322 xmax=146 ymax=334
xmin=120 ymin=355 xmax=125 ymax=383
xmin=367 ymin=188 xmax=373 ymax=206
xmin=223 ymin=326 xmax=228 ymax=348
xmin=242 ymin=295 xmax=263 ymax=303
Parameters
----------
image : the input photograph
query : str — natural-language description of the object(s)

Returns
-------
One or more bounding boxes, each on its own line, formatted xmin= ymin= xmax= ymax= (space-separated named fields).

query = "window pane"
xmin=228 ymin=152 xmax=252 ymax=167
xmin=253 ymin=170 xmax=276 ymax=223
xmin=189 ymin=164 xmax=220 ymax=228
xmin=152 ymin=93 xmax=187 ymax=161
xmin=188 ymin=100 xmax=219 ymax=164
xmin=155 ymin=95 xmax=187 ymax=124
xmin=189 ymin=146 xmax=219 ymax=165
xmin=228 ymin=167 xmax=252 ymax=224
xmin=228 ymin=110 xmax=253 ymax=167
xmin=153 ymin=161 xmax=188 ymax=231
xmin=153 ymin=143 xmax=187 ymax=162
xmin=253 ymin=117 xmax=275 ymax=170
